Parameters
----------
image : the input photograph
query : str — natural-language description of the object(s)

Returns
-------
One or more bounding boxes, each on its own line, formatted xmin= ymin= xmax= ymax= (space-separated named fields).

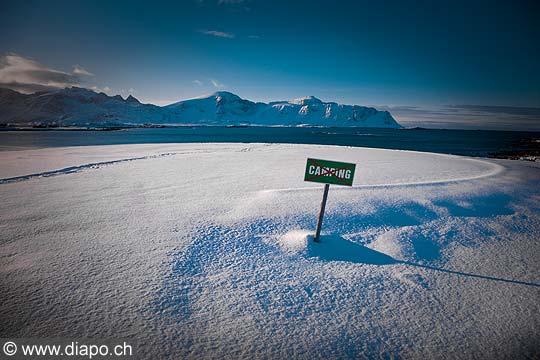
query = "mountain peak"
xmin=211 ymin=91 xmax=241 ymax=99
xmin=126 ymin=94 xmax=140 ymax=104
xmin=289 ymin=96 xmax=323 ymax=106
xmin=189 ymin=91 xmax=242 ymax=101
xmin=60 ymin=86 xmax=95 ymax=95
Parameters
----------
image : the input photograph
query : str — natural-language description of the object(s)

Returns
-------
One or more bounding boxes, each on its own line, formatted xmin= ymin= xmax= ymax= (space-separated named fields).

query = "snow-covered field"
xmin=1 ymin=143 xmax=539 ymax=359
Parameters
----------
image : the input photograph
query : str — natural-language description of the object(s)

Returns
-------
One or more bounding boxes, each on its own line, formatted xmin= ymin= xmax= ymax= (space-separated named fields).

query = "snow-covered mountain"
xmin=0 ymin=87 xmax=165 ymax=126
xmin=167 ymin=91 xmax=401 ymax=127
xmin=0 ymin=88 xmax=401 ymax=128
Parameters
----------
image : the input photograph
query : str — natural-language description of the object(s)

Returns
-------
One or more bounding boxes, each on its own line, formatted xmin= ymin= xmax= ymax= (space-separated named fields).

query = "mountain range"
xmin=0 ymin=87 xmax=401 ymax=128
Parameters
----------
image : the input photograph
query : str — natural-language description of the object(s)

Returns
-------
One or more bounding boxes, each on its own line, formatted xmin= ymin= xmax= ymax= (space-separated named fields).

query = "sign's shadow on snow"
xmin=307 ymin=234 xmax=397 ymax=265
xmin=401 ymin=261 xmax=540 ymax=287
xmin=309 ymin=234 xmax=540 ymax=287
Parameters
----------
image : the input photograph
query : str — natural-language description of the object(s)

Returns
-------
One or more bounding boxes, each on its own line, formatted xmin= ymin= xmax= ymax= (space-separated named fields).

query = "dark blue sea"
xmin=1 ymin=127 xmax=539 ymax=158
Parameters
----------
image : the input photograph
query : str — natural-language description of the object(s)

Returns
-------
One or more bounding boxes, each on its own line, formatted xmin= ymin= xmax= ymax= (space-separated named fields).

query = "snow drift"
xmin=0 ymin=143 xmax=539 ymax=359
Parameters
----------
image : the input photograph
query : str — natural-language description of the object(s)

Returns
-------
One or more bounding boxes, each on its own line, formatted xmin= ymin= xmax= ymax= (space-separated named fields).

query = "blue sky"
xmin=1 ymin=0 xmax=539 ymax=129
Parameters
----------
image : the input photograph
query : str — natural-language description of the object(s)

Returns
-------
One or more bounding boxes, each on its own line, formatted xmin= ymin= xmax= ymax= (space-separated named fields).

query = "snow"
xmin=277 ymin=230 xmax=311 ymax=253
xmin=0 ymin=143 xmax=539 ymax=358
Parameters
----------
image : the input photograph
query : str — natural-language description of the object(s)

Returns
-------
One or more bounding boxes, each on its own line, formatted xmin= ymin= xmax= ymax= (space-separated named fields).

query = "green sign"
xmin=304 ymin=158 xmax=356 ymax=186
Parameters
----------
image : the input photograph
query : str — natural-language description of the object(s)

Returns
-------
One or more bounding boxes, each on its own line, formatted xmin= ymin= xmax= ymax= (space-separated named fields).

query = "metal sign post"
xmin=304 ymin=158 xmax=356 ymax=242
xmin=314 ymin=183 xmax=330 ymax=242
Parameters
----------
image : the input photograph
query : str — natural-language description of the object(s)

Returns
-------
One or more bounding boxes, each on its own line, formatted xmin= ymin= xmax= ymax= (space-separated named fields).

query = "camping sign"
xmin=304 ymin=158 xmax=356 ymax=187
xmin=304 ymin=158 xmax=356 ymax=242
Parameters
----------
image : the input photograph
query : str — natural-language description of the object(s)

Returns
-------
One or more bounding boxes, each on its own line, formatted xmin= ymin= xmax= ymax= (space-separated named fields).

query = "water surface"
xmin=1 ymin=127 xmax=538 ymax=157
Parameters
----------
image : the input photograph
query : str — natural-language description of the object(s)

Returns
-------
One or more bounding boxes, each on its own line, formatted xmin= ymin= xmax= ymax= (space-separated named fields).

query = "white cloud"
xmin=193 ymin=79 xmax=203 ymax=85
xmin=210 ymin=79 xmax=225 ymax=88
xmin=72 ymin=64 xmax=94 ymax=76
xmin=197 ymin=30 xmax=235 ymax=38
xmin=0 ymin=54 xmax=80 ymax=93
xmin=90 ymin=85 xmax=112 ymax=94
xmin=379 ymin=104 xmax=540 ymax=131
